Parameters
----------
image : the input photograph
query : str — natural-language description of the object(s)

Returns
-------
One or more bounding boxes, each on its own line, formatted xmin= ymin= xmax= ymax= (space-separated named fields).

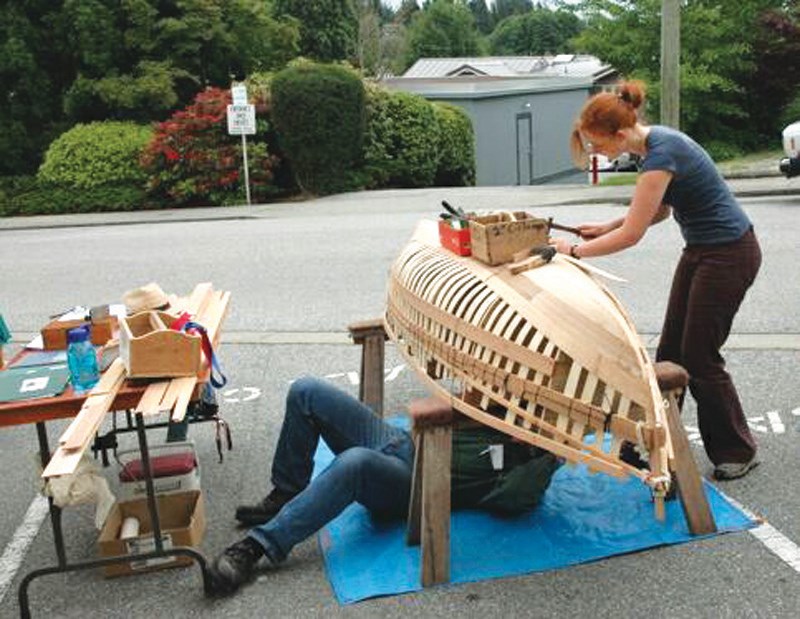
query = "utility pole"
xmin=660 ymin=0 xmax=681 ymax=129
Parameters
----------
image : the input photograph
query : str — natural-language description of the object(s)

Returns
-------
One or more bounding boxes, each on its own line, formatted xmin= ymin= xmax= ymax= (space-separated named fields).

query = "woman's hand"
xmin=577 ymin=221 xmax=616 ymax=239
xmin=549 ymin=236 xmax=572 ymax=255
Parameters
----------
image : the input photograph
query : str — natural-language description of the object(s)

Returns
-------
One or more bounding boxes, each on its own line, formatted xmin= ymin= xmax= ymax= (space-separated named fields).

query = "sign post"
xmin=227 ymin=83 xmax=256 ymax=205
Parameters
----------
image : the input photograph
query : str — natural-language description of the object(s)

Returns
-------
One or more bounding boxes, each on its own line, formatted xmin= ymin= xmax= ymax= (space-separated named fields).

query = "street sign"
xmin=226 ymin=104 xmax=256 ymax=135
xmin=231 ymin=84 xmax=248 ymax=106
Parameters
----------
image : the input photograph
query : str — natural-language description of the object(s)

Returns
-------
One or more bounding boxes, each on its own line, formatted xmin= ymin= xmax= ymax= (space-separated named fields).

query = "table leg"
xmin=35 ymin=422 xmax=67 ymax=567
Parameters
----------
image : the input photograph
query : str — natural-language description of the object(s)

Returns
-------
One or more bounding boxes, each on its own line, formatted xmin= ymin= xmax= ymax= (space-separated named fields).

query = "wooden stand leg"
xmin=348 ymin=319 xmax=387 ymax=417
xmin=420 ymin=425 xmax=451 ymax=586
xmin=664 ymin=391 xmax=717 ymax=535
xmin=360 ymin=332 xmax=385 ymax=416
xmin=406 ymin=431 xmax=423 ymax=546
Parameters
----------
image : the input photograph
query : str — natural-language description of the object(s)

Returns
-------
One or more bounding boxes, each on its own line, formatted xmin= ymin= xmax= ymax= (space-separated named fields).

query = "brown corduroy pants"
xmin=656 ymin=227 xmax=761 ymax=465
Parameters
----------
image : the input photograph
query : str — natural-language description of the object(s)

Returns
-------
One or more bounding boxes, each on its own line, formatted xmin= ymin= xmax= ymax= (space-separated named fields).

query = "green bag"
xmin=450 ymin=426 xmax=561 ymax=516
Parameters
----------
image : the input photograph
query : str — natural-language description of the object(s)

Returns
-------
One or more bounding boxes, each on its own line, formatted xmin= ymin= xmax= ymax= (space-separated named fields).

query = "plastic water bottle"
xmin=67 ymin=326 xmax=99 ymax=394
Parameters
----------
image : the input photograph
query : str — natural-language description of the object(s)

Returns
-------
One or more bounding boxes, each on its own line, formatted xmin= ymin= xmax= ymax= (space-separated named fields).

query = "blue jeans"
xmin=248 ymin=377 xmax=414 ymax=562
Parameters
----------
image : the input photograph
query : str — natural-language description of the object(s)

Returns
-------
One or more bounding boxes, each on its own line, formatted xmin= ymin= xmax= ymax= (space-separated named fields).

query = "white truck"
xmin=780 ymin=121 xmax=800 ymax=177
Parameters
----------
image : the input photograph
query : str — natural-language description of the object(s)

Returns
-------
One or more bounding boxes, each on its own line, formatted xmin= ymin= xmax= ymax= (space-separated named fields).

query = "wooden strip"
xmin=58 ymin=359 xmax=126 ymax=447
xmin=186 ymin=282 xmax=214 ymax=317
xmin=171 ymin=377 xmax=198 ymax=422
xmin=136 ymin=381 xmax=171 ymax=417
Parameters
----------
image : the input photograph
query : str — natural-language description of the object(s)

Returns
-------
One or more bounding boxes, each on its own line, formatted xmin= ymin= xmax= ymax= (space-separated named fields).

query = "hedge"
xmin=362 ymin=85 xmax=440 ymax=188
xmin=38 ymin=122 xmax=153 ymax=189
xmin=432 ymin=102 xmax=475 ymax=187
xmin=271 ymin=61 xmax=365 ymax=195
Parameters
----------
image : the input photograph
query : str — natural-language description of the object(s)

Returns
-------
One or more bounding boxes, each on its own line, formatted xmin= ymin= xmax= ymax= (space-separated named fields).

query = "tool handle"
xmin=547 ymin=217 xmax=581 ymax=236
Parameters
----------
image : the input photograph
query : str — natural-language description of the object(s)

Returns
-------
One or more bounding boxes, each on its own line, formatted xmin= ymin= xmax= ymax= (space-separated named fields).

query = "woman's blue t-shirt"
xmin=641 ymin=125 xmax=751 ymax=245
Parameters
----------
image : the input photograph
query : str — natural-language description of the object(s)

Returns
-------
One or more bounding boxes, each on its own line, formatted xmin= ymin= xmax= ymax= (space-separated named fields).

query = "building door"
xmin=516 ymin=112 xmax=533 ymax=185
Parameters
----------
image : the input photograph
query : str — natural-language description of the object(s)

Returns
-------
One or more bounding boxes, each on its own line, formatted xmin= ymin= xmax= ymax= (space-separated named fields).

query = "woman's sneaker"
xmin=713 ymin=457 xmax=759 ymax=480
xmin=235 ymin=488 xmax=296 ymax=526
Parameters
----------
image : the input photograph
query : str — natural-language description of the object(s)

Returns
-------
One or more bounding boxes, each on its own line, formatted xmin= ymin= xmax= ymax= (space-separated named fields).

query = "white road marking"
xmin=766 ymin=411 xmax=785 ymax=434
xmin=792 ymin=407 xmax=800 ymax=417
xmin=0 ymin=495 xmax=49 ymax=604
xmin=719 ymin=491 xmax=800 ymax=573
xmin=384 ymin=364 xmax=406 ymax=382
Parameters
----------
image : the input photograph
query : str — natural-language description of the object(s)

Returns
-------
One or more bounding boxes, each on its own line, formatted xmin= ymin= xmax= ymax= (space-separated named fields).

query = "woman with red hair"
xmin=550 ymin=80 xmax=761 ymax=480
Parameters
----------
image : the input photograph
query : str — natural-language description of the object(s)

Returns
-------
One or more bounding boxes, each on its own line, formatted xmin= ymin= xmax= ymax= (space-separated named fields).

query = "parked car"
xmin=779 ymin=121 xmax=800 ymax=178
xmin=610 ymin=152 xmax=642 ymax=172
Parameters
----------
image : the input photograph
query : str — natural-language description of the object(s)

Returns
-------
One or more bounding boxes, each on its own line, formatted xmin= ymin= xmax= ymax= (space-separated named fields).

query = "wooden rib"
xmin=388 ymin=301 xmax=666 ymax=450
xmin=391 ymin=280 xmax=554 ymax=377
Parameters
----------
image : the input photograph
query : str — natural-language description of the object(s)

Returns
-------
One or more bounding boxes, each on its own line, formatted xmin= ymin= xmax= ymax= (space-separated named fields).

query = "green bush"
xmin=432 ymin=102 xmax=475 ymax=186
xmin=271 ymin=61 xmax=365 ymax=195
xmin=702 ymin=140 xmax=743 ymax=162
xmin=2 ymin=182 xmax=147 ymax=216
xmin=780 ymin=91 xmax=800 ymax=127
xmin=141 ymin=87 xmax=282 ymax=207
xmin=362 ymin=85 xmax=439 ymax=188
xmin=38 ymin=122 xmax=153 ymax=189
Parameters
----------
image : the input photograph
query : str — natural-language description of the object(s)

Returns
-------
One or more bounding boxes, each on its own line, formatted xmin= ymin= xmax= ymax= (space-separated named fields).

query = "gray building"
xmin=383 ymin=55 xmax=617 ymax=186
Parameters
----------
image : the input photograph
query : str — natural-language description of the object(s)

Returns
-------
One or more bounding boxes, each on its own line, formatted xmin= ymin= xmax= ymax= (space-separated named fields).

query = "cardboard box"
xmin=468 ymin=211 xmax=548 ymax=266
xmin=97 ymin=490 xmax=206 ymax=578
xmin=438 ymin=220 xmax=472 ymax=256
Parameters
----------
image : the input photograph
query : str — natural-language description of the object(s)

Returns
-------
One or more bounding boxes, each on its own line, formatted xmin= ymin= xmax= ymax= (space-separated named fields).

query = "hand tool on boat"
xmin=441 ymin=200 xmax=468 ymax=220
xmin=547 ymin=217 xmax=582 ymax=236
xmin=507 ymin=245 xmax=557 ymax=274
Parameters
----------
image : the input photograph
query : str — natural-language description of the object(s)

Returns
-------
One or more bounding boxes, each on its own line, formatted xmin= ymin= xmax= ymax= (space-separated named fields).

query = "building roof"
xmin=381 ymin=75 xmax=593 ymax=100
xmin=403 ymin=55 xmax=615 ymax=82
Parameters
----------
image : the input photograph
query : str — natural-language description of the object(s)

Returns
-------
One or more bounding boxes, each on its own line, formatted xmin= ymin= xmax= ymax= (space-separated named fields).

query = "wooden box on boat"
xmin=468 ymin=211 xmax=548 ymax=265
xmin=119 ymin=310 xmax=201 ymax=378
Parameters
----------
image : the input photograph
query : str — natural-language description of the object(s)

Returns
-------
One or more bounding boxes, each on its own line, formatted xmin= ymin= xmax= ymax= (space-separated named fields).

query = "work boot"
xmin=235 ymin=488 xmax=296 ymax=526
xmin=208 ymin=537 xmax=265 ymax=596
xmin=713 ymin=457 xmax=760 ymax=481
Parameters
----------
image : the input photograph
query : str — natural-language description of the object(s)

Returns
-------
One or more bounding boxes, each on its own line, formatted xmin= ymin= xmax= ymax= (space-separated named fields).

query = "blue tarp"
xmin=314 ymin=420 xmax=756 ymax=604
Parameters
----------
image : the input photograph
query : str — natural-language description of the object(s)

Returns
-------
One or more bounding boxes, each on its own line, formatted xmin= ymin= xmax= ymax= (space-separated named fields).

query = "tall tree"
xmin=0 ymin=0 xmax=299 ymax=175
xmin=274 ymin=0 xmax=358 ymax=62
xmin=572 ymin=0 xmax=789 ymax=152
xmin=747 ymin=5 xmax=800 ymax=133
xmin=492 ymin=0 xmax=533 ymax=23
xmin=404 ymin=0 xmax=483 ymax=69
xmin=490 ymin=7 xmax=583 ymax=55
xmin=468 ymin=0 xmax=494 ymax=34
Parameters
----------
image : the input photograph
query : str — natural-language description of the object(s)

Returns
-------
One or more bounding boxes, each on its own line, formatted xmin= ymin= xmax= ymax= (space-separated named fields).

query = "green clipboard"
xmin=0 ymin=365 xmax=71 ymax=403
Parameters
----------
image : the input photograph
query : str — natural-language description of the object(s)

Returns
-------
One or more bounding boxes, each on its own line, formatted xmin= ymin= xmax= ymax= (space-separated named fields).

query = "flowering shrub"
xmin=142 ymin=87 xmax=280 ymax=206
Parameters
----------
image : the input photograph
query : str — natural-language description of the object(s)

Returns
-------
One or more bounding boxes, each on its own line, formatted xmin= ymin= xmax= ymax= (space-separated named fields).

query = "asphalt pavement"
xmin=2 ymin=172 xmax=800 ymax=618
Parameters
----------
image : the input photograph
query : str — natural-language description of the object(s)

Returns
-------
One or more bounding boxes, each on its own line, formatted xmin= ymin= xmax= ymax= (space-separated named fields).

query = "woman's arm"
xmin=552 ymin=170 xmax=673 ymax=258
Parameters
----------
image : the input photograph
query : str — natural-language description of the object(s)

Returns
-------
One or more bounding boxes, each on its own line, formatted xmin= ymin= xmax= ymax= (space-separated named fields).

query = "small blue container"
xmin=67 ymin=326 xmax=99 ymax=394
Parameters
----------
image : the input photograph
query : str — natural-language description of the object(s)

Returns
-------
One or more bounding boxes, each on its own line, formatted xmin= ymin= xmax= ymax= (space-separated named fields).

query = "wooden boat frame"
xmin=385 ymin=220 xmax=676 ymax=515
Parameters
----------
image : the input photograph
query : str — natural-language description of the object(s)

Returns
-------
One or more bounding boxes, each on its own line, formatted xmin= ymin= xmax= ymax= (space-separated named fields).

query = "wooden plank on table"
xmin=57 ymin=359 xmax=126 ymax=447
xmin=171 ymin=376 xmax=198 ymax=422
xmin=159 ymin=378 xmax=186 ymax=413
xmin=186 ymin=282 xmax=214 ymax=317
xmin=45 ymin=362 xmax=127 ymax=477
xmin=136 ymin=381 xmax=171 ymax=417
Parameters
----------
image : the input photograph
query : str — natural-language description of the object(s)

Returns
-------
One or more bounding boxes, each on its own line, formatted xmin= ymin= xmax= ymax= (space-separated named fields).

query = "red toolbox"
xmin=438 ymin=220 xmax=472 ymax=257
